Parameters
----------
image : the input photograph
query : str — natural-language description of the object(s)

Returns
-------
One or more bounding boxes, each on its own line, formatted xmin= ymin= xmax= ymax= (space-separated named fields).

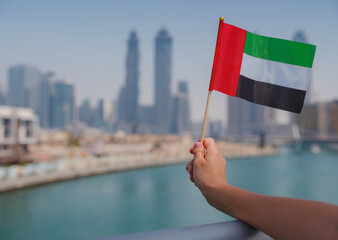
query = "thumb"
xmin=193 ymin=142 xmax=205 ymax=160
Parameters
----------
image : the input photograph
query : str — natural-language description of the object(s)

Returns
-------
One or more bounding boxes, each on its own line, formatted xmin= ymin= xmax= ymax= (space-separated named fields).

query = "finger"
xmin=189 ymin=140 xmax=201 ymax=154
xmin=186 ymin=160 xmax=195 ymax=182
xmin=203 ymin=138 xmax=218 ymax=151
xmin=203 ymin=138 xmax=221 ymax=159
xmin=189 ymin=159 xmax=194 ymax=175
xmin=186 ymin=160 xmax=194 ymax=175
xmin=193 ymin=142 xmax=205 ymax=161
xmin=186 ymin=161 xmax=190 ymax=172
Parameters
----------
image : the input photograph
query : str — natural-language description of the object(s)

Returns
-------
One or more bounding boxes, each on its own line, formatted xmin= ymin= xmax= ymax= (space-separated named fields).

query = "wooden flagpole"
xmin=200 ymin=17 xmax=223 ymax=144
xmin=200 ymin=91 xmax=212 ymax=144
xmin=200 ymin=17 xmax=224 ymax=143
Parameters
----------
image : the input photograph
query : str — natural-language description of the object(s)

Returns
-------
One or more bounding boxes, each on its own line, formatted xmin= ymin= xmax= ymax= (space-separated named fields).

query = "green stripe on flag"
xmin=244 ymin=31 xmax=316 ymax=68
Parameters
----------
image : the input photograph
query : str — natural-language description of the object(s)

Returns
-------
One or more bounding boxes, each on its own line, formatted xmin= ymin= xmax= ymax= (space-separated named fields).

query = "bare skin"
xmin=186 ymin=138 xmax=338 ymax=240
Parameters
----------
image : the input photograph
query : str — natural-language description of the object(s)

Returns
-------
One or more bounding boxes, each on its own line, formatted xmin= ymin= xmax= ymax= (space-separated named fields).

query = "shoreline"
xmin=0 ymin=146 xmax=278 ymax=193
xmin=0 ymin=157 xmax=190 ymax=193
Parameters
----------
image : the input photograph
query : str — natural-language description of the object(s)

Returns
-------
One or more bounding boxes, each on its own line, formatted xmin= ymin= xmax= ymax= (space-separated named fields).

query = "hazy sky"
xmin=0 ymin=0 xmax=337 ymax=123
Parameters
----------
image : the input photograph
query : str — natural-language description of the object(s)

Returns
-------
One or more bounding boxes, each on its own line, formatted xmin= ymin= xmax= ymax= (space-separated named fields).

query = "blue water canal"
xmin=0 ymin=148 xmax=338 ymax=240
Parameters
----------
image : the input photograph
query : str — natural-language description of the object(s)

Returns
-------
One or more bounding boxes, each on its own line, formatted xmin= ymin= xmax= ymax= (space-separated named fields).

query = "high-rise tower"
xmin=172 ymin=81 xmax=191 ymax=134
xmin=98 ymin=98 xmax=112 ymax=123
xmin=154 ymin=28 xmax=172 ymax=133
xmin=7 ymin=65 xmax=41 ymax=111
xmin=38 ymin=72 xmax=55 ymax=128
xmin=50 ymin=80 xmax=75 ymax=128
xmin=118 ymin=30 xmax=139 ymax=124
xmin=79 ymin=99 xmax=93 ymax=126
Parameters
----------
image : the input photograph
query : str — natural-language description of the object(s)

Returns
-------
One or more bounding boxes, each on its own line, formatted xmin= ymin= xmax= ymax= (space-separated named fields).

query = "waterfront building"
xmin=50 ymin=80 xmax=75 ymax=128
xmin=118 ymin=30 xmax=139 ymax=125
xmin=297 ymin=100 xmax=338 ymax=139
xmin=0 ymin=106 xmax=38 ymax=149
xmin=171 ymin=81 xmax=191 ymax=134
xmin=7 ymin=65 xmax=41 ymax=112
xmin=38 ymin=72 xmax=55 ymax=128
xmin=329 ymin=100 xmax=338 ymax=136
xmin=154 ymin=28 xmax=172 ymax=133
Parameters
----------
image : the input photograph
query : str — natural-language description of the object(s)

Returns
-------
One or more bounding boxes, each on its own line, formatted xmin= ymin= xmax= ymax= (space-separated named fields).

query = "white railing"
xmin=96 ymin=220 xmax=272 ymax=240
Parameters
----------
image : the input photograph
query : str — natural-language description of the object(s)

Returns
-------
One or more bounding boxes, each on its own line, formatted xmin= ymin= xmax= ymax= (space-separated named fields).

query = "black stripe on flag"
xmin=236 ymin=75 xmax=306 ymax=113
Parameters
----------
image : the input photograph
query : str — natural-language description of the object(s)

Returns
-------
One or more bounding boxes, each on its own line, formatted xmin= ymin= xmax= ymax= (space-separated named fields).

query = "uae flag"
xmin=209 ymin=19 xmax=316 ymax=113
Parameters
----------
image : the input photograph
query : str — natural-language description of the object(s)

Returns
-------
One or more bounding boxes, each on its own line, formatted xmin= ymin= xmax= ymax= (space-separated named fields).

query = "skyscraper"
xmin=50 ymin=80 xmax=75 ymax=128
xmin=79 ymin=99 xmax=94 ymax=126
xmin=118 ymin=86 xmax=126 ymax=122
xmin=293 ymin=31 xmax=308 ymax=44
xmin=154 ymin=28 xmax=172 ymax=133
xmin=172 ymin=81 xmax=191 ymax=134
xmin=97 ymin=98 xmax=112 ymax=123
xmin=7 ymin=65 xmax=41 ymax=111
xmin=38 ymin=72 xmax=55 ymax=128
xmin=118 ymin=30 xmax=139 ymax=124
xmin=0 ymin=83 xmax=6 ymax=105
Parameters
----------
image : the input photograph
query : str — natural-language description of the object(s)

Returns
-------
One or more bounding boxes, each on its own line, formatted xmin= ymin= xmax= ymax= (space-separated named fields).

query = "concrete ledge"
xmin=97 ymin=220 xmax=272 ymax=240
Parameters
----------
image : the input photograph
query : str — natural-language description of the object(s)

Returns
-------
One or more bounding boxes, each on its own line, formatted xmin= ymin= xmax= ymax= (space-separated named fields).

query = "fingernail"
xmin=194 ymin=142 xmax=203 ymax=149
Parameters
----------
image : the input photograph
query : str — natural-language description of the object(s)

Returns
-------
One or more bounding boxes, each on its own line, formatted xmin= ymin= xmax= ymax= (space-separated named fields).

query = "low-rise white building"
xmin=0 ymin=106 xmax=39 ymax=149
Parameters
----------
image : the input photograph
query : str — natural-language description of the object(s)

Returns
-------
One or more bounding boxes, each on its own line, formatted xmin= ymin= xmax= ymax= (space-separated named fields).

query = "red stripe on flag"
xmin=208 ymin=21 xmax=247 ymax=96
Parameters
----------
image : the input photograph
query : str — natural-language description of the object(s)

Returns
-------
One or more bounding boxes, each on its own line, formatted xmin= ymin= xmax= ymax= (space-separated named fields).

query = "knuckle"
xmin=194 ymin=153 xmax=204 ymax=161
xmin=193 ymin=148 xmax=203 ymax=155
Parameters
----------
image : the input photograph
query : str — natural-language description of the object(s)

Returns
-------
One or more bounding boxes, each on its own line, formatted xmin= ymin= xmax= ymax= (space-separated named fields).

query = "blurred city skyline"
xmin=0 ymin=0 xmax=337 ymax=123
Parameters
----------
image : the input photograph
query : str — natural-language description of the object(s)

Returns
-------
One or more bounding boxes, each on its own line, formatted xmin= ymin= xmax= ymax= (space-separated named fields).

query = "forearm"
xmin=204 ymin=184 xmax=338 ymax=240
xmin=188 ymin=139 xmax=338 ymax=239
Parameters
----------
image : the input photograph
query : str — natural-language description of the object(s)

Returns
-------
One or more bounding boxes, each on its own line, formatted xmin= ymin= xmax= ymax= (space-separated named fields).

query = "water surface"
xmin=0 ymin=148 xmax=337 ymax=239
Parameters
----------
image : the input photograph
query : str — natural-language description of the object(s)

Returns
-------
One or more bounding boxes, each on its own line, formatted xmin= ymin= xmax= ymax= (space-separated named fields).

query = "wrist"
xmin=202 ymin=183 xmax=249 ymax=220
xmin=200 ymin=181 xmax=229 ymax=207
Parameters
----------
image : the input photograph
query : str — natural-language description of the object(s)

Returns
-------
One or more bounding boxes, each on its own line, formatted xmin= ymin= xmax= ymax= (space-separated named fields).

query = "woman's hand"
xmin=186 ymin=138 xmax=227 ymax=200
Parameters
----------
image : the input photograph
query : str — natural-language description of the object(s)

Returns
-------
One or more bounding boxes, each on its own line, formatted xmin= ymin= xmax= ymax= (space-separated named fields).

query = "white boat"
xmin=311 ymin=144 xmax=321 ymax=154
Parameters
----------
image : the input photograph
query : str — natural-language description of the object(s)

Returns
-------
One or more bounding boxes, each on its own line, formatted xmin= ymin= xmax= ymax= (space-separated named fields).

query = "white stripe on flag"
xmin=240 ymin=53 xmax=311 ymax=91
